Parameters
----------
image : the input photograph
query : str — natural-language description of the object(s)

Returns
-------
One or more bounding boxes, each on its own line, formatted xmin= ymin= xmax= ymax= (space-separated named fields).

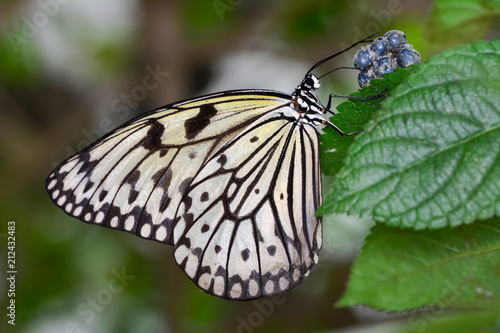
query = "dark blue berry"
xmin=384 ymin=30 xmax=407 ymax=52
xmin=371 ymin=37 xmax=390 ymax=55
xmin=397 ymin=48 xmax=421 ymax=68
xmin=375 ymin=56 xmax=397 ymax=75
xmin=353 ymin=49 xmax=373 ymax=70
xmin=358 ymin=71 xmax=376 ymax=87
xmin=358 ymin=72 xmax=370 ymax=87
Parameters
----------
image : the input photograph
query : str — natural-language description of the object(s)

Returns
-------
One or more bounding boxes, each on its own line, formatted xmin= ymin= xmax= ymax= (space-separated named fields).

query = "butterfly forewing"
xmin=172 ymin=109 xmax=322 ymax=300
xmin=46 ymin=91 xmax=291 ymax=245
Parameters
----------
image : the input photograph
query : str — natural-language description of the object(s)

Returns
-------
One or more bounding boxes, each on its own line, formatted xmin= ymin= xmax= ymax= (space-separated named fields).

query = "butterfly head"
xmin=301 ymin=73 xmax=321 ymax=90
xmin=292 ymin=73 xmax=324 ymax=115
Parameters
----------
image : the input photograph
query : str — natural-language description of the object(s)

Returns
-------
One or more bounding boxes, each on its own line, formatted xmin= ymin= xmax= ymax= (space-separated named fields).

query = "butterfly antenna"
xmin=318 ymin=66 xmax=358 ymax=79
xmin=306 ymin=31 xmax=379 ymax=75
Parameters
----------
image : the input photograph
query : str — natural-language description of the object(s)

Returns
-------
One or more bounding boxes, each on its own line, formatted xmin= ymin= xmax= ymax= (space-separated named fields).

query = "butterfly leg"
xmin=325 ymin=87 xmax=389 ymax=111
xmin=309 ymin=114 xmax=362 ymax=136
xmin=323 ymin=120 xmax=363 ymax=136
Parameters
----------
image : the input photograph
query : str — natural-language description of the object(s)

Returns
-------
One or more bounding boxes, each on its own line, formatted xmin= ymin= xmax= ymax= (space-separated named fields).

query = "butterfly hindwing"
xmin=46 ymin=91 xmax=291 ymax=245
xmin=172 ymin=108 xmax=323 ymax=300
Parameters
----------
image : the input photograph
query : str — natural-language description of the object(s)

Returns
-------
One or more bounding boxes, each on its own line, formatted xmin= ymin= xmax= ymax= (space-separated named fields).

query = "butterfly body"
xmin=47 ymin=59 xmax=349 ymax=300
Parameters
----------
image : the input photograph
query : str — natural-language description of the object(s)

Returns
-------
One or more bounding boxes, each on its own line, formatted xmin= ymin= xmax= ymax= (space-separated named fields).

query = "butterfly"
xmin=46 ymin=35 xmax=381 ymax=300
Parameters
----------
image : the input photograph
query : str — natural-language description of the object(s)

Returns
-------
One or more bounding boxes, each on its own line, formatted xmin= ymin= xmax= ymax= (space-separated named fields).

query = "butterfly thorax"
xmin=291 ymin=73 xmax=326 ymax=125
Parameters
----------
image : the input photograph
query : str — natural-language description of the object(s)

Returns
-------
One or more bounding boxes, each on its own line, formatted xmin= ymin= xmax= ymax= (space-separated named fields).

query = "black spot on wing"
xmin=78 ymin=155 xmax=99 ymax=174
xmin=192 ymin=247 xmax=202 ymax=259
xmin=143 ymin=120 xmax=166 ymax=150
xmin=153 ymin=167 xmax=173 ymax=190
xmin=177 ymin=256 xmax=188 ymax=270
xmin=241 ymin=249 xmax=250 ymax=261
xmin=217 ymin=154 xmax=227 ymax=166
xmin=99 ymin=190 xmax=108 ymax=201
xmin=152 ymin=167 xmax=166 ymax=183
xmin=250 ymin=136 xmax=259 ymax=143
xmin=182 ymin=195 xmax=193 ymax=213
xmin=200 ymin=191 xmax=209 ymax=202
xmin=128 ymin=190 xmax=139 ymax=204
xmin=215 ymin=265 xmax=226 ymax=277
xmin=126 ymin=170 xmax=141 ymax=185
xmin=159 ymin=190 xmax=171 ymax=213
xmin=255 ymin=226 xmax=264 ymax=242
xmin=184 ymin=104 xmax=218 ymax=140
xmin=83 ymin=181 xmax=94 ymax=193
xmin=198 ymin=265 xmax=212 ymax=276
xmin=183 ymin=212 xmax=194 ymax=229
xmin=179 ymin=236 xmax=191 ymax=249
xmin=159 ymin=149 xmax=168 ymax=158
xmin=178 ymin=177 xmax=193 ymax=194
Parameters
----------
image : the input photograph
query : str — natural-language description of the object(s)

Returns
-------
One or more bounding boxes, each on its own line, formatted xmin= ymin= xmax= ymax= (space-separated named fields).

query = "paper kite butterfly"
xmin=46 ymin=35 xmax=382 ymax=300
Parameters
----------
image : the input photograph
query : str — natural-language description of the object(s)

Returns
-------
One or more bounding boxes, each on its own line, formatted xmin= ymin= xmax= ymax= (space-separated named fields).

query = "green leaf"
xmin=320 ymin=40 xmax=500 ymax=229
xmin=321 ymin=67 xmax=417 ymax=176
xmin=402 ymin=310 xmax=500 ymax=333
xmin=426 ymin=0 xmax=500 ymax=47
xmin=338 ymin=218 xmax=500 ymax=311
xmin=326 ymin=310 xmax=500 ymax=333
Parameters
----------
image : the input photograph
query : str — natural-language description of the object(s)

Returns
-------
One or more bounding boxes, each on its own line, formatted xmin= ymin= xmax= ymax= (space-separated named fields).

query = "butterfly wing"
xmin=172 ymin=108 xmax=323 ymax=300
xmin=46 ymin=91 xmax=292 ymax=245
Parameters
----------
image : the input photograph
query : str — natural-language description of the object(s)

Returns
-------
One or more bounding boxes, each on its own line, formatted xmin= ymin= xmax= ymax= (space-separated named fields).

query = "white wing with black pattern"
xmin=46 ymin=72 xmax=331 ymax=301
xmin=172 ymin=107 xmax=323 ymax=300
xmin=46 ymin=91 xmax=292 ymax=245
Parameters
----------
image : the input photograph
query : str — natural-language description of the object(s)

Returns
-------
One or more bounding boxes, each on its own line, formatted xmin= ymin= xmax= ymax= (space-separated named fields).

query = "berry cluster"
xmin=353 ymin=30 xmax=421 ymax=87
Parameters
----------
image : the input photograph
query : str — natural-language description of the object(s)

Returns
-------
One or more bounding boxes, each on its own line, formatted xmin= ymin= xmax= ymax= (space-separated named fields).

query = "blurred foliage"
xmin=426 ymin=0 xmax=500 ymax=48
xmin=0 ymin=33 xmax=41 ymax=87
xmin=0 ymin=0 xmax=499 ymax=333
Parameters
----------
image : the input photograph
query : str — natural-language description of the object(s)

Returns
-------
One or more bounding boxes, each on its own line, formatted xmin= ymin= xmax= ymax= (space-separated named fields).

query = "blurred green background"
xmin=0 ymin=0 xmax=498 ymax=332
